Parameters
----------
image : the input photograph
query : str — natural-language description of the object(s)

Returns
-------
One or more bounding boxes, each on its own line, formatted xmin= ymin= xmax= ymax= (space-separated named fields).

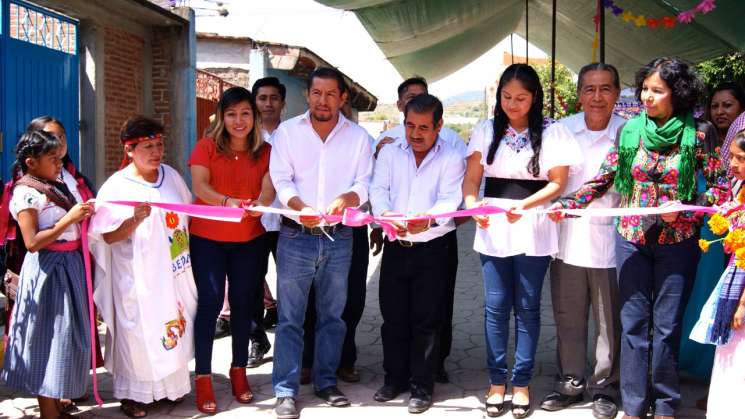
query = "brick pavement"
xmin=0 ymin=222 xmax=707 ymax=418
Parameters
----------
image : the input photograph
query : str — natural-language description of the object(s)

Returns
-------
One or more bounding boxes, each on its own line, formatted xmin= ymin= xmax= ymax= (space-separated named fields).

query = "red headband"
xmin=122 ymin=133 xmax=163 ymax=146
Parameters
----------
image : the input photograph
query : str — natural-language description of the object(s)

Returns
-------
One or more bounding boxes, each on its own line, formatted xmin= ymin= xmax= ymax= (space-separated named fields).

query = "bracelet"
xmin=221 ymin=195 xmax=230 ymax=206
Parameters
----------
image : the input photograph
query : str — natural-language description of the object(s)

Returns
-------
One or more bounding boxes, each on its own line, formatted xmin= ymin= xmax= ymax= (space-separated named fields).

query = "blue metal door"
xmin=0 ymin=0 xmax=79 ymax=179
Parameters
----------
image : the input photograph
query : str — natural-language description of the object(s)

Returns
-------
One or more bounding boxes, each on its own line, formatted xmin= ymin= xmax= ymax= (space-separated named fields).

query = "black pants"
xmin=303 ymin=226 xmax=369 ymax=368
xmin=250 ymin=231 xmax=279 ymax=344
xmin=438 ymin=230 xmax=458 ymax=370
xmin=379 ymin=234 xmax=451 ymax=391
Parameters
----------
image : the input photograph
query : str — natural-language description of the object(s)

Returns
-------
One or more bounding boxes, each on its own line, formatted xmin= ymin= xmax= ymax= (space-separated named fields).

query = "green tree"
xmin=534 ymin=60 xmax=579 ymax=119
xmin=696 ymin=51 xmax=745 ymax=91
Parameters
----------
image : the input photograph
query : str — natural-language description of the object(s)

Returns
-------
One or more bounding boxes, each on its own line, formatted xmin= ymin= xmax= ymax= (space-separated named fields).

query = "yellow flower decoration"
xmin=622 ymin=11 xmax=634 ymax=22
xmin=708 ymin=213 xmax=730 ymax=236
xmin=698 ymin=239 xmax=710 ymax=252
xmin=634 ymin=15 xmax=647 ymax=27
xmin=737 ymin=249 xmax=745 ymax=270
xmin=724 ymin=229 xmax=745 ymax=253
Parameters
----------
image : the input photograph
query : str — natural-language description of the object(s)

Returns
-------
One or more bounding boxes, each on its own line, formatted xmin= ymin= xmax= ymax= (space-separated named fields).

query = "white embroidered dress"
xmin=89 ymin=164 xmax=198 ymax=402
xmin=467 ymin=120 xmax=583 ymax=257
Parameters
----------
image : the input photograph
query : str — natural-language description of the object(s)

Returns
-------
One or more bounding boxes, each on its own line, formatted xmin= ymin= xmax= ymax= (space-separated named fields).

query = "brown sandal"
xmin=120 ymin=399 xmax=148 ymax=418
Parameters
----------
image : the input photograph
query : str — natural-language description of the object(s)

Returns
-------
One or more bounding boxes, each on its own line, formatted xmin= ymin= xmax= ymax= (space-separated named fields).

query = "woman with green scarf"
xmin=551 ymin=57 xmax=729 ymax=418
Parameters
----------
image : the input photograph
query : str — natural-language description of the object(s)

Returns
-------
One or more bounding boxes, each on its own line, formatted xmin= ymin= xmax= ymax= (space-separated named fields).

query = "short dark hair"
xmin=120 ymin=115 xmax=164 ymax=144
xmin=26 ymin=115 xmax=66 ymax=134
xmin=307 ymin=67 xmax=348 ymax=94
xmin=404 ymin=93 xmax=443 ymax=126
xmin=397 ymin=76 xmax=428 ymax=99
xmin=252 ymin=76 xmax=286 ymax=101
xmin=577 ymin=62 xmax=620 ymax=92
xmin=635 ymin=57 xmax=705 ymax=115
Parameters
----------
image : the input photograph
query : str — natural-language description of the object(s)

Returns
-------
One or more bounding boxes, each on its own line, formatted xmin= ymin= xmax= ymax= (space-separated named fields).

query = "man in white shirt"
xmin=373 ymin=76 xmax=465 ymax=384
xmin=542 ymin=63 xmax=624 ymax=419
xmin=373 ymin=76 xmax=467 ymax=158
xmin=370 ymin=94 xmax=465 ymax=413
xmin=244 ymin=76 xmax=286 ymax=368
xmin=269 ymin=67 xmax=373 ymax=419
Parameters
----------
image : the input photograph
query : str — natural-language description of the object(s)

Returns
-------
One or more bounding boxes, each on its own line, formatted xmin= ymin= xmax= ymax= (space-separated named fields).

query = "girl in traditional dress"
xmin=462 ymin=63 xmax=581 ymax=418
xmin=690 ymin=129 xmax=745 ymax=418
xmin=1 ymin=130 xmax=93 ymax=419
xmin=89 ymin=116 xmax=198 ymax=417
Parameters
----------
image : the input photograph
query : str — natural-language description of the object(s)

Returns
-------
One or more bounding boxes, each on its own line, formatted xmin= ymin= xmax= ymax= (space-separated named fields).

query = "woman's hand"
xmin=506 ymin=201 xmax=526 ymax=224
xmin=132 ymin=202 xmax=152 ymax=224
xmin=547 ymin=202 xmax=566 ymax=222
xmin=65 ymin=202 xmax=95 ymax=224
xmin=468 ymin=200 xmax=490 ymax=229
xmin=406 ymin=215 xmax=430 ymax=235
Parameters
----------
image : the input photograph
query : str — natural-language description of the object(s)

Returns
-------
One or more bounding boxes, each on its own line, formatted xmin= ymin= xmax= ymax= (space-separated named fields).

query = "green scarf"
xmin=615 ymin=111 xmax=697 ymax=201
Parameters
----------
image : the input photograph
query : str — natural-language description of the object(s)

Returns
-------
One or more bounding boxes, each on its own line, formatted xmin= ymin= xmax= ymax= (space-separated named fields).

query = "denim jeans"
xmin=272 ymin=224 xmax=353 ymax=397
xmin=481 ymin=253 xmax=550 ymax=387
xmin=615 ymin=233 xmax=699 ymax=417
xmin=190 ymin=234 xmax=266 ymax=375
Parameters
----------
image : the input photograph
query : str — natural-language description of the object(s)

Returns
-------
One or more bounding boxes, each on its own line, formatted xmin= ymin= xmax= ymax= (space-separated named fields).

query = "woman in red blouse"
xmin=188 ymin=87 xmax=275 ymax=414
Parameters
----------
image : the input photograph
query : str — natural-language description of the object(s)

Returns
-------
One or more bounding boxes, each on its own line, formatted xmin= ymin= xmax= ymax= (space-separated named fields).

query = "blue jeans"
xmin=481 ymin=253 xmax=550 ymax=387
xmin=190 ymin=234 xmax=266 ymax=375
xmin=615 ymin=233 xmax=699 ymax=417
xmin=272 ymin=224 xmax=353 ymax=397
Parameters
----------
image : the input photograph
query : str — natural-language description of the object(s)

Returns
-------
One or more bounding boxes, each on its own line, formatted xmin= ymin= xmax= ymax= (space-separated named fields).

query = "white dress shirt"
xmin=260 ymin=128 xmax=281 ymax=232
xmin=467 ymin=119 xmax=583 ymax=257
xmin=270 ymin=111 xmax=374 ymax=222
xmin=373 ymin=124 xmax=468 ymax=158
xmin=371 ymin=138 xmax=465 ymax=242
xmin=556 ymin=112 xmax=625 ymax=269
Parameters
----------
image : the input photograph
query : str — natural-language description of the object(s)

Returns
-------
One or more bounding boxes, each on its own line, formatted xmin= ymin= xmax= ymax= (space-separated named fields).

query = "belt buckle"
xmin=399 ymin=240 xmax=414 ymax=247
xmin=307 ymin=226 xmax=324 ymax=236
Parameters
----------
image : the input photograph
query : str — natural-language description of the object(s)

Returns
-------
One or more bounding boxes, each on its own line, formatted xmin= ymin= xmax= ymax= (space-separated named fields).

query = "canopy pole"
xmin=525 ymin=0 xmax=529 ymax=62
xmin=598 ymin=0 xmax=605 ymax=63
xmin=510 ymin=33 xmax=514 ymax=64
xmin=550 ymin=0 xmax=557 ymax=118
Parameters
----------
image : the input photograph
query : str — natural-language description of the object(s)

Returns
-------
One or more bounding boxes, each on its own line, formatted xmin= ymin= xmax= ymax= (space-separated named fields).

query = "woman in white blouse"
xmin=462 ymin=64 xmax=581 ymax=418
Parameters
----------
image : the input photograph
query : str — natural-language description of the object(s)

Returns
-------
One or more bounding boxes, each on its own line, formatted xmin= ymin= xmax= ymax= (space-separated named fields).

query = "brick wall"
xmin=104 ymin=26 xmax=145 ymax=176
xmin=152 ymin=27 xmax=174 ymax=164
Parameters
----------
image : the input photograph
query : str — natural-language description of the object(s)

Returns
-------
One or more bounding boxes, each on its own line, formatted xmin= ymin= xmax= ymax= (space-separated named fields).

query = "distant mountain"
xmin=444 ymin=90 xmax=483 ymax=105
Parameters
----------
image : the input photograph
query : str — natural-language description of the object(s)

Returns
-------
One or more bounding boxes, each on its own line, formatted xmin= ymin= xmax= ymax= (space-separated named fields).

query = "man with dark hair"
xmin=241 ymin=76 xmax=289 ymax=368
xmin=542 ymin=63 xmax=623 ymax=419
xmin=270 ymin=66 xmax=373 ymax=418
xmin=370 ymin=94 xmax=465 ymax=413
xmin=373 ymin=76 xmax=466 ymax=158
xmin=372 ymin=76 xmax=466 ymax=384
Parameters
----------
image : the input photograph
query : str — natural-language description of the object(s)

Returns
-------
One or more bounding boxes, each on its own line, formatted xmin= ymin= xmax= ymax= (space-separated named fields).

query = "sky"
xmin=193 ymin=0 xmax=547 ymax=104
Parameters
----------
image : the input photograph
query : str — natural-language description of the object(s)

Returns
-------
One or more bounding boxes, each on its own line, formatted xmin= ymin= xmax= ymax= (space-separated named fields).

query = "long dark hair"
xmin=487 ymin=64 xmax=545 ymax=177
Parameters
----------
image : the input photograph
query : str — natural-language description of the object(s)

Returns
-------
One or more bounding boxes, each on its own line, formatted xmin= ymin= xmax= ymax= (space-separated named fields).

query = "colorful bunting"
xmin=603 ymin=0 xmax=716 ymax=30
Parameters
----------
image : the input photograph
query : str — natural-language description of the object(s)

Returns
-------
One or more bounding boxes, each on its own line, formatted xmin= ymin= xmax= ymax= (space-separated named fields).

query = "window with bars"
xmin=8 ymin=1 xmax=76 ymax=54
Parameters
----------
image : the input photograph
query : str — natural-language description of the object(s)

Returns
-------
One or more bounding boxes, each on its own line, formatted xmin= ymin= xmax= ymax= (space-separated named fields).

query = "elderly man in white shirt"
xmin=373 ymin=76 xmax=466 ymax=384
xmin=370 ymin=94 xmax=465 ymax=414
xmin=542 ymin=63 xmax=625 ymax=419
xmin=269 ymin=67 xmax=373 ymax=419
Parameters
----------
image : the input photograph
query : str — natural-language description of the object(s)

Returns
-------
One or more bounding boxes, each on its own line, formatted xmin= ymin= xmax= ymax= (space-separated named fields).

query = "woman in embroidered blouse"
xmin=462 ymin=63 xmax=581 ymax=418
xmin=551 ymin=57 xmax=728 ymax=419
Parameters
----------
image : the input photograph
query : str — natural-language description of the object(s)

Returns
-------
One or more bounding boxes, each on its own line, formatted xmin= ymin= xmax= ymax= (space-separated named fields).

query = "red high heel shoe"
xmin=195 ymin=375 xmax=217 ymax=414
xmin=230 ymin=367 xmax=254 ymax=403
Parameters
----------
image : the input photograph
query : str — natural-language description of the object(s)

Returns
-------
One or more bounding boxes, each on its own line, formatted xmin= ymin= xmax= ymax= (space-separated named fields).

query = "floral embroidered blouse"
xmin=557 ymin=120 xmax=729 ymax=245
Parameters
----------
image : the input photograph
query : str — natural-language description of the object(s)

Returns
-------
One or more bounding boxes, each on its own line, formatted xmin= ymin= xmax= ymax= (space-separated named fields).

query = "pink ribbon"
xmin=81 ymin=219 xmax=104 ymax=406
xmin=100 ymin=201 xmax=718 ymax=242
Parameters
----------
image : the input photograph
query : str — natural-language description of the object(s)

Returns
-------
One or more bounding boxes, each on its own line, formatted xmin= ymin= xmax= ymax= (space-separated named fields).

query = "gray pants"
xmin=550 ymin=259 xmax=620 ymax=399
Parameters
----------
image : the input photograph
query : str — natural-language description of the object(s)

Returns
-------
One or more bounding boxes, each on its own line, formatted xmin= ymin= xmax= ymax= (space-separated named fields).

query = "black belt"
xmin=484 ymin=177 xmax=548 ymax=200
xmin=280 ymin=216 xmax=345 ymax=236
xmin=388 ymin=232 xmax=450 ymax=248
